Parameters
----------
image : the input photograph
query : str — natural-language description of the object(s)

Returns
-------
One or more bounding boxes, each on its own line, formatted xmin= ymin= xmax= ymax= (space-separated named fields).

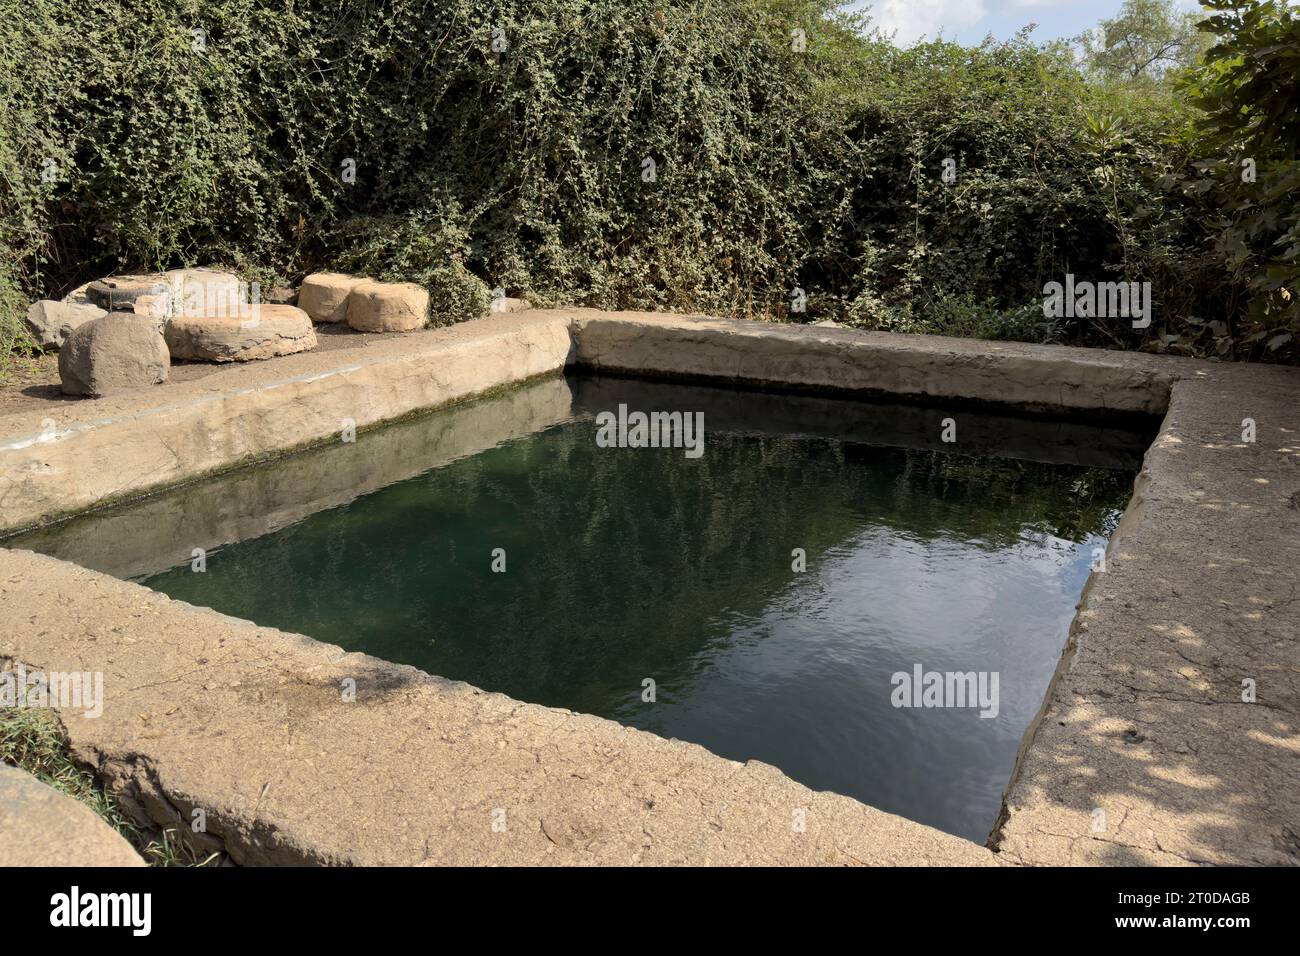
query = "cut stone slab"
xmin=490 ymin=297 xmax=532 ymax=314
xmin=164 ymin=305 xmax=318 ymax=363
xmin=298 ymin=272 xmax=363 ymax=323
xmin=24 ymin=300 xmax=107 ymax=350
xmin=164 ymin=268 xmax=243 ymax=318
xmin=570 ymin=310 xmax=1179 ymax=415
xmin=132 ymin=294 xmax=170 ymax=326
xmin=0 ymin=763 xmax=144 ymax=867
xmin=346 ymin=280 xmax=429 ymax=333
xmin=61 ymin=281 xmax=96 ymax=307
xmin=58 ymin=313 xmax=170 ymax=397
xmin=86 ymin=275 xmax=170 ymax=313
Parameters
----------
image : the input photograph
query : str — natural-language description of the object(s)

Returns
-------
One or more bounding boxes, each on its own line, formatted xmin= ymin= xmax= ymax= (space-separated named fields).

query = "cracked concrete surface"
xmin=2 ymin=310 xmax=1297 ymax=866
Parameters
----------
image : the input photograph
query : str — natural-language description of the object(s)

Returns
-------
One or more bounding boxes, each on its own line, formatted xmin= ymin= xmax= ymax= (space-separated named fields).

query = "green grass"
xmin=0 ymin=706 xmax=224 ymax=866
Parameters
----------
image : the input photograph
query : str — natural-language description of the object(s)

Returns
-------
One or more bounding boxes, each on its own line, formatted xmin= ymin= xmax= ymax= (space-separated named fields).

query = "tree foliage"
xmin=1077 ymin=0 xmax=1210 ymax=85
xmin=1178 ymin=0 xmax=1299 ymax=354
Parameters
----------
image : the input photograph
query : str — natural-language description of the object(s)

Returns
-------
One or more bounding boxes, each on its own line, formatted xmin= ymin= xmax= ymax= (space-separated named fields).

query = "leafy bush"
xmin=0 ymin=0 xmax=1290 ymax=370
xmin=845 ymin=291 xmax=1058 ymax=343
xmin=0 ymin=261 xmax=35 ymax=379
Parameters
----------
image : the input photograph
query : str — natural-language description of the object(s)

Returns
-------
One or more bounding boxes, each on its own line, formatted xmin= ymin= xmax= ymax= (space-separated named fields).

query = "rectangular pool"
xmin=10 ymin=374 xmax=1155 ymax=842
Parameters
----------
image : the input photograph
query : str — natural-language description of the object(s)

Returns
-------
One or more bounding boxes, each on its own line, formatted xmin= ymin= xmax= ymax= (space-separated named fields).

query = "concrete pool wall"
xmin=2 ymin=310 xmax=1297 ymax=865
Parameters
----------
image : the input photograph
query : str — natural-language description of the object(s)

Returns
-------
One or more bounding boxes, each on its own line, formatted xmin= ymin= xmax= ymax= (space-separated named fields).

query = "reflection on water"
xmin=10 ymin=374 xmax=1151 ymax=841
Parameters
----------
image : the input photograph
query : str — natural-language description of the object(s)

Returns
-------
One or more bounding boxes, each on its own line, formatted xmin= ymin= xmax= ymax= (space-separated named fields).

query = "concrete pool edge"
xmin=6 ymin=376 xmax=581 ymax=581
xmin=0 ymin=550 xmax=997 ymax=866
xmin=2 ymin=310 xmax=1297 ymax=866
xmin=993 ymin=362 xmax=1300 ymax=866
xmin=568 ymin=309 xmax=1180 ymax=416
xmin=1 ymin=309 xmax=1181 ymax=536
xmin=0 ymin=313 xmax=576 ymax=535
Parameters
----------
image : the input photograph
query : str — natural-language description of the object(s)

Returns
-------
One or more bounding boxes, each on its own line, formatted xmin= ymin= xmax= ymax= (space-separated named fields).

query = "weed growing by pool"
xmin=0 ymin=704 xmax=222 ymax=866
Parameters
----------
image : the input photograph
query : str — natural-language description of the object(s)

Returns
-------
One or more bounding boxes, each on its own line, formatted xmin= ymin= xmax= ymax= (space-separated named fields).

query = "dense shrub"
xmin=0 ymin=1 xmax=850 ymax=324
xmin=0 ymin=0 xmax=1290 ymax=374
xmin=803 ymin=34 xmax=1226 ymax=350
xmin=1175 ymin=0 xmax=1299 ymax=359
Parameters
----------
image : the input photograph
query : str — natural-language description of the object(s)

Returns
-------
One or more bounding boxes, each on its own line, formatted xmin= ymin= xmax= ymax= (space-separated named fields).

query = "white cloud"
xmin=1004 ymin=0 xmax=1078 ymax=9
xmin=870 ymin=0 xmax=990 ymax=45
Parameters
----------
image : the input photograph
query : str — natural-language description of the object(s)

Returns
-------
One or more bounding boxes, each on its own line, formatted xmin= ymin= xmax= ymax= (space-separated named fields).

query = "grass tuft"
xmin=0 ymin=705 xmax=224 ymax=866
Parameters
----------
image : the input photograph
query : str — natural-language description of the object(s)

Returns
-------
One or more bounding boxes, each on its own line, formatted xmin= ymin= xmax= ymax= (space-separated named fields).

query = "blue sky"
xmin=851 ymin=0 xmax=1204 ymax=47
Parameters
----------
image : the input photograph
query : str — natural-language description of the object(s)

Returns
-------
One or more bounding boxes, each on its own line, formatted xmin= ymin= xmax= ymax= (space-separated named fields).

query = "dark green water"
xmin=13 ymin=375 xmax=1150 ymax=841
